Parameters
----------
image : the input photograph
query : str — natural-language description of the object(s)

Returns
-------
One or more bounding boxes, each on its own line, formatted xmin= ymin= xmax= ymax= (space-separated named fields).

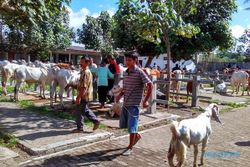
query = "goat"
xmin=108 ymin=85 xmax=123 ymax=118
xmin=167 ymin=103 xmax=222 ymax=167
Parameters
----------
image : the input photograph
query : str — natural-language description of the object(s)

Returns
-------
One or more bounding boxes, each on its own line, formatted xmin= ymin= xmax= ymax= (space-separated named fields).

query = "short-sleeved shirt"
xmin=123 ymin=66 xmax=152 ymax=106
xmin=77 ymin=68 xmax=93 ymax=101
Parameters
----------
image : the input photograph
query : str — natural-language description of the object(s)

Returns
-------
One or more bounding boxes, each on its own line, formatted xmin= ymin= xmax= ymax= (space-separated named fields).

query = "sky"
xmin=68 ymin=0 xmax=250 ymax=40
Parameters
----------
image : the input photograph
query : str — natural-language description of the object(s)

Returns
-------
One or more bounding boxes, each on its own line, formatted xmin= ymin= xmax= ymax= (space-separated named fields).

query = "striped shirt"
xmin=123 ymin=66 xmax=152 ymax=106
xmin=77 ymin=68 xmax=93 ymax=101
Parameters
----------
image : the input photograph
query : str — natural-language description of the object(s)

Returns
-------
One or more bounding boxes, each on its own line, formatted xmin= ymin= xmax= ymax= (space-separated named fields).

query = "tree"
xmin=120 ymin=0 xmax=200 ymax=104
xmin=170 ymin=0 xmax=236 ymax=61
xmin=239 ymin=29 xmax=250 ymax=54
xmin=112 ymin=0 xmax=164 ymax=66
xmin=77 ymin=11 xmax=114 ymax=57
xmin=0 ymin=0 xmax=73 ymax=59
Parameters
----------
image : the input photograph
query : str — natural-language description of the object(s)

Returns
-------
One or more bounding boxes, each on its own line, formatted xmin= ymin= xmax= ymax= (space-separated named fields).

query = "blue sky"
xmin=69 ymin=0 xmax=250 ymax=38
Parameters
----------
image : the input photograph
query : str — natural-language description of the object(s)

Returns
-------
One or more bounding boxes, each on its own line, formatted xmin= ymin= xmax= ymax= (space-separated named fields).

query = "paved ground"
xmin=0 ymin=102 xmax=112 ymax=156
xmin=20 ymin=105 xmax=250 ymax=167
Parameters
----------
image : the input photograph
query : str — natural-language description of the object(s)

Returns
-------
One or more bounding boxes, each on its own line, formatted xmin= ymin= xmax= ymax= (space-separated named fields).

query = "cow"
xmin=1 ymin=62 xmax=22 ymax=95
xmin=50 ymin=69 xmax=80 ymax=108
xmin=231 ymin=70 xmax=249 ymax=96
xmin=171 ymin=70 xmax=183 ymax=101
xmin=14 ymin=65 xmax=59 ymax=101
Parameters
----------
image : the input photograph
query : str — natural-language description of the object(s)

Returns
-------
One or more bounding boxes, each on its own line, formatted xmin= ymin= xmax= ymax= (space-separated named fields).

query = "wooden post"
xmin=191 ymin=75 xmax=199 ymax=107
xmin=55 ymin=54 xmax=59 ymax=63
xmin=49 ymin=51 xmax=53 ymax=62
xmin=147 ymin=76 xmax=157 ymax=114
xmin=69 ymin=53 xmax=71 ymax=62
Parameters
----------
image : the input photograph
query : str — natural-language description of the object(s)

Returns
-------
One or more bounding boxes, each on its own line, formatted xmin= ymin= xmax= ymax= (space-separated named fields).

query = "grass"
xmin=0 ymin=85 xmax=14 ymax=94
xmin=0 ymin=96 xmax=14 ymax=102
xmin=18 ymin=100 xmax=106 ymax=129
xmin=0 ymin=128 xmax=17 ymax=148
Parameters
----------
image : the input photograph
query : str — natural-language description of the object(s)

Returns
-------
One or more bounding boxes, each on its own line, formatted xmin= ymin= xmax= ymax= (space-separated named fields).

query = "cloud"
xmin=248 ymin=25 xmax=250 ymax=29
xmin=107 ymin=9 xmax=115 ymax=16
xmin=66 ymin=6 xmax=90 ymax=29
xmin=66 ymin=7 xmax=116 ymax=29
xmin=230 ymin=25 xmax=245 ymax=38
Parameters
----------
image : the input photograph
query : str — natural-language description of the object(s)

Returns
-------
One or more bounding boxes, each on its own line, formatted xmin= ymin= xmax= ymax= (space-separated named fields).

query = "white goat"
xmin=167 ymin=103 xmax=222 ymax=167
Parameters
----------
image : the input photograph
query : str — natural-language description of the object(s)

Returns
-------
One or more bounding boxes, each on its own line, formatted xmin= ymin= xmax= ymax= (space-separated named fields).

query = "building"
xmin=50 ymin=46 xmax=102 ymax=64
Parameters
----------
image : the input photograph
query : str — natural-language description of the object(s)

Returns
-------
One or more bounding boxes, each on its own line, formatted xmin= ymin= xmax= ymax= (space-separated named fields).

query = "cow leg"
xmin=15 ymin=81 xmax=23 ymax=101
xmin=2 ymin=75 xmax=9 ymax=95
xmin=242 ymin=83 xmax=246 ymax=96
xmin=59 ymin=86 xmax=65 ymax=109
xmin=231 ymin=83 xmax=235 ymax=95
xmin=42 ymin=83 xmax=46 ymax=99
xmin=50 ymin=82 xmax=56 ymax=107
xmin=2 ymin=81 xmax=7 ymax=96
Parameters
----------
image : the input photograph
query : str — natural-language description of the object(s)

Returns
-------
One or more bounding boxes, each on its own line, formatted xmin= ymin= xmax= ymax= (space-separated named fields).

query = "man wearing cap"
xmin=72 ymin=56 xmax=100 ymax=133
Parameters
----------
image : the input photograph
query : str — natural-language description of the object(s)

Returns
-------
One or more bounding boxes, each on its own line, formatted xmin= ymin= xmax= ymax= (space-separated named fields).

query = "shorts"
xmin=119 ymin=106 xmax=139 ymax=134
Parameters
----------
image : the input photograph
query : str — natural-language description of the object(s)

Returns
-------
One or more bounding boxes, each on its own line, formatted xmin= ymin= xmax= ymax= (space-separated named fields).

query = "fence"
xmin=147 ymin=74 xmax=214 ymax=114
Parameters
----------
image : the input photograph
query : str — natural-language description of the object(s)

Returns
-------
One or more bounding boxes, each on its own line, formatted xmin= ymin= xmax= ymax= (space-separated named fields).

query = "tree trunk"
xmin=163 ymin=32 xmax=171 ymax=108
xmin=145 ymin=55 xmax=154 ymax=67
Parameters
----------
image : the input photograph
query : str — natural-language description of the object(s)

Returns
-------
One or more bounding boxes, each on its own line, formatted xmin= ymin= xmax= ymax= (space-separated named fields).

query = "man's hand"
xmin=142 ymin=100 xmax=149 ymax=108
xmin=76 ymin=96 xmax=81 ymax=105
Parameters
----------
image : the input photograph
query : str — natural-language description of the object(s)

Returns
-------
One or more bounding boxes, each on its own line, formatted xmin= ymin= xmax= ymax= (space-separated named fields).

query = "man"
xmin=172 ymin=64 xmax=181 ymax=72
xmin=107 ymin=55 xmax=120 ymax=86
xmin=72 ymin=56 xmax=100 ymax=133
xmin=116 ymin=52 xmax=153 ymax=156
xmin=89 ymin=57 xmax=98 ymax=102
xmin=107 ymin=55 xmax=120 ymax=103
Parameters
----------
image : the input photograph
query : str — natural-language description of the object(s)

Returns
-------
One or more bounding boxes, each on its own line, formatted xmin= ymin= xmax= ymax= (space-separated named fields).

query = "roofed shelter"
xmin=51 ymin=46 xmax=102 ymax=65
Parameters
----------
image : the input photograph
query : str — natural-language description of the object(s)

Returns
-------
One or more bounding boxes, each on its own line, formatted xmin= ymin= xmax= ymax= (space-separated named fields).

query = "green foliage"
xmin=0 ymin=129 xmax=17 ymax=148
xmin=77 ymin=11 xmax=114 ymax=57
xmin=170 ymin=0 xmax=236 ymax=60
xmin=0 ymin=0 xmax=73 ymax=56
xmin=112 ymin=0 xmax=163 ymax=61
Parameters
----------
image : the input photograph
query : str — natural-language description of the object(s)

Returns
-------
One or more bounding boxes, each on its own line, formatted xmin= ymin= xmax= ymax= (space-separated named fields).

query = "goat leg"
xmin=193 ymin=145 xmax=198 ymax=167
xmin=200 ymin=139 xmax=208 ymax=165
xmin=167 ymin=143 xmax=176 ymax=167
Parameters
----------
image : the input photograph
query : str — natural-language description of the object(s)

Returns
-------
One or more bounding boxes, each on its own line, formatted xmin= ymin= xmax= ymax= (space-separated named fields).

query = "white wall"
xmin=138 ymin=54 xmax=196 ymax=72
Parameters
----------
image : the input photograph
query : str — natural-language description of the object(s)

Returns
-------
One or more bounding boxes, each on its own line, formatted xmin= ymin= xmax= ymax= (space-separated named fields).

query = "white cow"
xmin=50 ymin=69 xmax=80 ymax=108
xmin=14 ymin=66 xmax=58 ymax=100
xmin=1 ymin=62 xmax=22 ymax=95
xmin=231 ymin=70 xmax=249 ymax=96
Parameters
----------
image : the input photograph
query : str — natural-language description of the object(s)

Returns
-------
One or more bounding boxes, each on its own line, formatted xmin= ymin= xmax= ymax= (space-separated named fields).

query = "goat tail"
xmin=168 ymin=121 xmax=187 ymax=167
xmin=170 ymin=121 xmax=180 ymax=140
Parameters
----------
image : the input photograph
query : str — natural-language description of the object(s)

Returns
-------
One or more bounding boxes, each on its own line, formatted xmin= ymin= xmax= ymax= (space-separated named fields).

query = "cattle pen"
xmin=146 ymin=73 xmax=220 ymax=114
